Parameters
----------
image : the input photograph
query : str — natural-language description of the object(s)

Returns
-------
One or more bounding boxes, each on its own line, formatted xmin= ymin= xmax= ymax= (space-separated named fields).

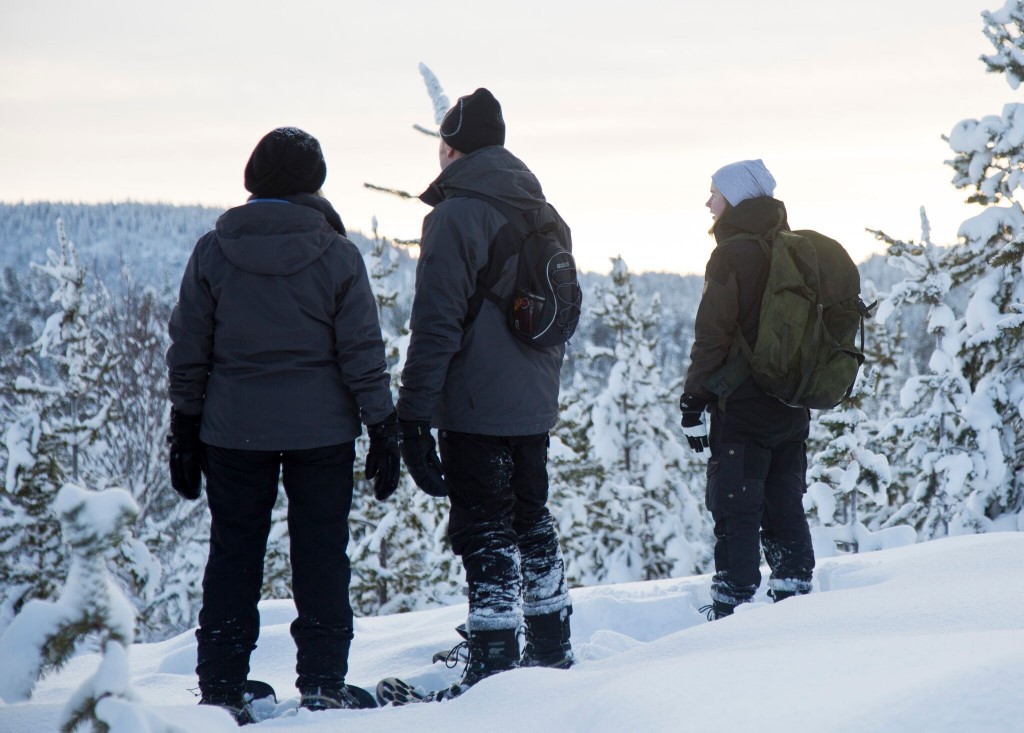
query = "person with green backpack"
xmin=679 ymin=159 xmax=819 ymax=620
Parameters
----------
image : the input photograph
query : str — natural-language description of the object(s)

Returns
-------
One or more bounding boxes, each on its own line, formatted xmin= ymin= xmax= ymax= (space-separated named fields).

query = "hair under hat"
xmin=711 ymin=159 xmax=777 ymax=207
xmin=439 ymin=88 xmax=506 ymax=154
xmin=244 ymin=127 xmax=327 ymax=198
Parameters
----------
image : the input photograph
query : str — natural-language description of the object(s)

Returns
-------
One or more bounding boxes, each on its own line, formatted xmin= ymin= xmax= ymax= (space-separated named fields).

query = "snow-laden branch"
xmin=418 ymin=62 xmax=450 ymax=125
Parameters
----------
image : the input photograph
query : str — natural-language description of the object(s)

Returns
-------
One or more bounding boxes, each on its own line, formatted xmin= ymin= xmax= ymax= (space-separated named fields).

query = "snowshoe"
xmin=376 ymin=676 xmax=433 ymax=706
xmin=344 ymin=684 xmax=379 ymax=709
xmin=299 ymin=683 xmax=378 ymax=710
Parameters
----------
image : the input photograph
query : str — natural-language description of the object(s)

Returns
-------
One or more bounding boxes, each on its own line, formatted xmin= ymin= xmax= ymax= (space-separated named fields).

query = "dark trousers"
xmin=706 ymin=396 xmax=815 ymax=606
xmin=439 ymin=431 xmax=570 ymax=630
xmin=196 ymin=442 xmax=356 ymax=695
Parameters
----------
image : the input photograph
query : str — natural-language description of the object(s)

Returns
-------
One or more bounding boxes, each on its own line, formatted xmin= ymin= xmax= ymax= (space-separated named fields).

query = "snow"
xmin=3 ymin=415 xmax=39 ymax=494
xmin=52 ymin=484 xmax=138 ymax=549
xmin=418 ymin=63 xmax=450 ymax=125
xmin=990 ymin=0 xmax=1023 ymax=24
xmin=1 ymin=533 xmax=1021 ymax=732
xmin=958 ymin=202 xmax=1024 ymax=246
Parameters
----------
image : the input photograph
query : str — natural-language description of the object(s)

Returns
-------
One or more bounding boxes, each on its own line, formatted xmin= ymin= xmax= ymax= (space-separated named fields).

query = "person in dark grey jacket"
xmin=679 ymin=159 xmax=815 ymax=621
xmin=166 ymin=127 xmax=399 ymax=722
xmin=396 ymin=89 xmax=573 ymax=701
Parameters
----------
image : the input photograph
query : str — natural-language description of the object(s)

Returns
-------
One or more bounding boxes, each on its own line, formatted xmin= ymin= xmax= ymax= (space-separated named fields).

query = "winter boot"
xmin=768 ymin=586 xmax=812 ymax=603
xmin=522 ymin=607 xmax=574 ymax=669
xmin=431 ymin=627 xmax=519 ymax=701
xmin=199 ymin=690 xmax=256 ymax=726
xmin=699 ymin=600 xmax=736 ymax=621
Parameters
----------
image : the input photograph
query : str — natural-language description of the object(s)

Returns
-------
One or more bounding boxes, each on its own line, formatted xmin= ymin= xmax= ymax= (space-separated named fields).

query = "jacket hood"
xmin=215 ymin=194 xmax=345 ymax=276
xmin=714 ymin=197 xmax=789 ymax=243
xmin=419 ymin=146 xmax=546 ymax=210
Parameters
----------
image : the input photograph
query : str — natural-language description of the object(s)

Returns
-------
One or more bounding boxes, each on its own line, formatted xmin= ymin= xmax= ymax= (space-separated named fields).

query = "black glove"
xmin=679 ymin=393 xmax=710 ymax=453
xmin=399 ymin=420 xmax=449 ymax=497
xmin=168 ymin=408 xmax=204 ymax=500
xmin=366 ymin=411 xmax=401 ymax=501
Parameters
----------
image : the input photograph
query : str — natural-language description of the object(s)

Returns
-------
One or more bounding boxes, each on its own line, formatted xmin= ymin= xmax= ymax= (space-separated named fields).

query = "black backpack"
xmin=452 ymin=191 xmax=582 ymax=348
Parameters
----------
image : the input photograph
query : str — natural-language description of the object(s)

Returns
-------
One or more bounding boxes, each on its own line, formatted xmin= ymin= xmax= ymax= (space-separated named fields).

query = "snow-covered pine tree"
xmin=870 ymin=212 xmax=978 ymax=538
xmin=0 ymin=221 xmax=125 ymax=628
xmin=804 ymin=367 xmax=897 ymax=554
xmin=578 ymin=257 xmax=708 ymax=584
xmin=0 ymin=265 xmax=49 ymax=373
xmin=0 ymin=485 xmax=161 ymax=733
xmin=346 ymin=219 xmax=462 ymax=614
xmin=547 ymin=370 xmax=605 ymax=587
xmin=90 ymin=275 xmax=207 ymax=640
xmin=980 ymin=0 xmax=1024 ymax=93
xmin=847 ymin=277 xmax=911 ymax=528
xmin=935 ymin=0 xmax=1024 ymax=531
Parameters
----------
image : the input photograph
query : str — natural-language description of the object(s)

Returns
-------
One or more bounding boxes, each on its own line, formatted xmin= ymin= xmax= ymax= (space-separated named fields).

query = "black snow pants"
xmin=196 ymin=442 xmax=356 ymax=696
xmin=706 ymin=394 xmax=815 ymax=607
xmin=439 ymin=431 xmax=571 ymax=631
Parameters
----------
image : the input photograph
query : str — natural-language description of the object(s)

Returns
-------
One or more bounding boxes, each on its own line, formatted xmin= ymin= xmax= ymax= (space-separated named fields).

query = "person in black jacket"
xmin=166 ymin=127 xmax=399 ymax=722
xmin=396 ymin=89 xmax=574 ymax=701
xmin=679 ymin=159 xmax=815 ymax=620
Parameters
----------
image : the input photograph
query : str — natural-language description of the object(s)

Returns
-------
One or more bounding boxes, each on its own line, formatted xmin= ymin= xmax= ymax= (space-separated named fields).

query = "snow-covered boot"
xmin=199 ymin=691 xmax=256 ymax=726
xmin=522 ymin=607 xmax=574 ymax=669
xmin=768 ymin=589 xmax=796 ymax=602
xmin=432 ymin=627 xmax=519 ymax=701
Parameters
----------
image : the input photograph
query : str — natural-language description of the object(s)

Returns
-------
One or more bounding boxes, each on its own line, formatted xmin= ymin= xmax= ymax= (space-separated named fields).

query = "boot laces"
xmin=443 ymin=640 xmax=470 ymax=670
xmin=698 ymin=604 xmax=716 ymax=621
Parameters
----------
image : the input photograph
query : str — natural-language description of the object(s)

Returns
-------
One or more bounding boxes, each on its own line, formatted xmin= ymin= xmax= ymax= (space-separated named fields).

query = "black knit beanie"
xmin=244 ymin=127 xmax=327 ymax=198
xmin=439 ymin=88 xmax=505 ymax=154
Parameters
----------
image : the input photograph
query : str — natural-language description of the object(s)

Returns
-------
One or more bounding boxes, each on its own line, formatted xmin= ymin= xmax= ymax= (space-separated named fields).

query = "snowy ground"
xmin=2 ymin=532 xmax=1022 ymax=732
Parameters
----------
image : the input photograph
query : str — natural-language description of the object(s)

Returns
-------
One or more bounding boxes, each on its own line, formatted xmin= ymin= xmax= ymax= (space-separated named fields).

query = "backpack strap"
xmin=858 ymin=297 xmax=878 ymax=353
xmin=446 ymin=190 xmax=549 ymax=328
xmin=703 ymin=235 xmax=772 ymax=411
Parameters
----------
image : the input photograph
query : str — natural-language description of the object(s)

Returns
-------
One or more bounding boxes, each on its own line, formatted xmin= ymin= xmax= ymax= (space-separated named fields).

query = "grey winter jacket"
xmin=167 ymin=195 xmax=393 ymax=450
xmin=397 ymin=146 xmax=565 ymax=435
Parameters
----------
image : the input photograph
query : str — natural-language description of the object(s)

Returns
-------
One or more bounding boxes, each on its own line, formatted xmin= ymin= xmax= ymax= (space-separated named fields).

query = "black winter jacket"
xmin=684 ymin=197 xmax=809 ymax=423
xmin=166 ymin=194 xmax=394 ymax=450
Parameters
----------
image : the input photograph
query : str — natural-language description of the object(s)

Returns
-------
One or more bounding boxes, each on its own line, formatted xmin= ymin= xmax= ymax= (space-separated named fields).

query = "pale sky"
xmin=0 ymin=0 xmax=1013 ymax=275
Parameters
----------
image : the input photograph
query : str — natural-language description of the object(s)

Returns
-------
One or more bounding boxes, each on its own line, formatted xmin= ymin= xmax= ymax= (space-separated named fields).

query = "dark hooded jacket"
xmin=684 ymin=196 xmax=809 ymax=416
xmin=166 ymin=194 xmax=393 ymax=450
xmin=397 ymin=146 xmax=565 ymax=435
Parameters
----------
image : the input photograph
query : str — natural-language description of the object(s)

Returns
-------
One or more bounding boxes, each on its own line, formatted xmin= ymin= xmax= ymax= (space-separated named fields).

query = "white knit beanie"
xmin=711 ymin=159 xmax=777 ymax=206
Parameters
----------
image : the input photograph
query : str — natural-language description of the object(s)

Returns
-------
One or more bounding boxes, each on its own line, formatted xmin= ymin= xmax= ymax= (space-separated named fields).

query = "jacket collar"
xmin=247 ymin=192 xmax=346 ymax=235
xmin=714 ymin=197 xmax=788 ymax=243
xmin=418 ymin=146 xmax=545 ymax=210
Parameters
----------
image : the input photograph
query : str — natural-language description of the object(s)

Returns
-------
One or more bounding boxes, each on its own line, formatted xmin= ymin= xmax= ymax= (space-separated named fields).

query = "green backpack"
xmin=706 ymin=229 xmax=875 ymax=410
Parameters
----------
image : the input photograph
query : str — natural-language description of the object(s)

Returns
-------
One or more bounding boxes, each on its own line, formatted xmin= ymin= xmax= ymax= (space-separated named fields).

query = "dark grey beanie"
xmin=244 ymin=127 xmax=327 ymax=198
xmin=439 ymin=88 xmax=506 ymax=154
